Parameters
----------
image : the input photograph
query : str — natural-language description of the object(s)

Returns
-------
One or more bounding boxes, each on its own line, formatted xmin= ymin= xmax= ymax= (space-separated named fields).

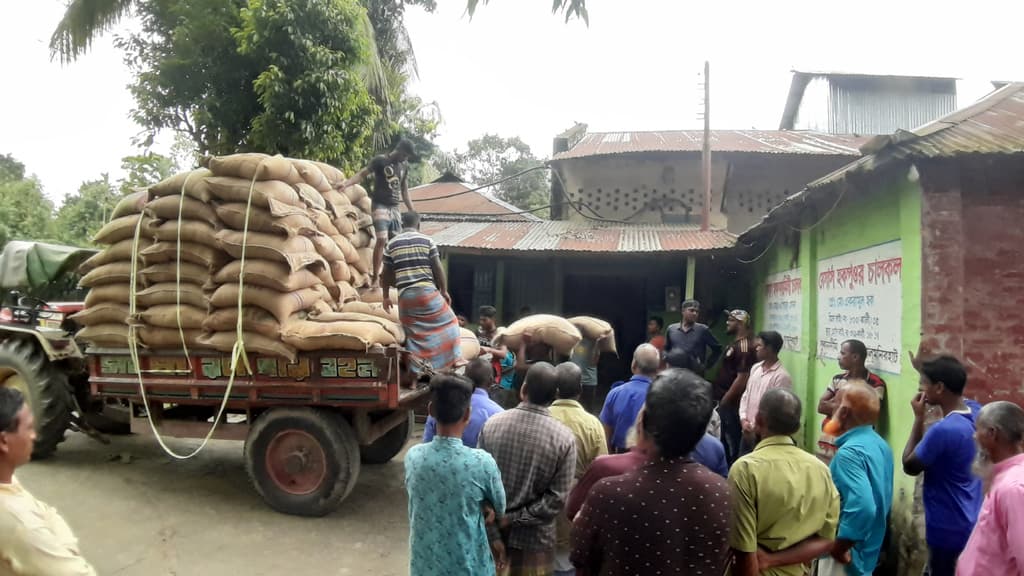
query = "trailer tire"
xmin=244 ymin=408 xmax=360 ymax=517
xmin=359 ymin=410 xmax=413 ymax=464
xmin=0 ymin=338 xmax=72 ymax=459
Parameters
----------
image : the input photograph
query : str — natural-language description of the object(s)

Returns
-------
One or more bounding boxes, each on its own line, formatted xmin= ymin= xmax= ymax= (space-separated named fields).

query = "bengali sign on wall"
xmin=764 ymin=269 xmax=803 ymax=352
xmin=816 ymin=240 xmax=903 ymax=374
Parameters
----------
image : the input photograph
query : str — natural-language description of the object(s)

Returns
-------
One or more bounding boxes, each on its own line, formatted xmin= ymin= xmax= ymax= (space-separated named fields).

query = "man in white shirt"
xmin=738 ymin=331 xmax=793 ymax=454
xmin=0 ymin=387 xmax=96 ymax=575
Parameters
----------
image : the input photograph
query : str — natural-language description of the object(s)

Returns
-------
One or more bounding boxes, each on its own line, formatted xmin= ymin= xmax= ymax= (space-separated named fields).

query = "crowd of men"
xmin=403 ymin=299 xmax=1024 ymax=576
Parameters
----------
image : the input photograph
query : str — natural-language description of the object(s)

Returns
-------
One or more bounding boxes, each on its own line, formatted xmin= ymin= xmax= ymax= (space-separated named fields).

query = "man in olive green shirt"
xmin=730 ymin=388 xmax=840 ymax=576
xmin=550 ymin=363 xmax=608 ymax=575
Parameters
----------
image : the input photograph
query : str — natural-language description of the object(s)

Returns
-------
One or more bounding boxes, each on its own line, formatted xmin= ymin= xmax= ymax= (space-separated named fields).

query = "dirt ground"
xmin=17 ymin=428 xmax=418 ymax=575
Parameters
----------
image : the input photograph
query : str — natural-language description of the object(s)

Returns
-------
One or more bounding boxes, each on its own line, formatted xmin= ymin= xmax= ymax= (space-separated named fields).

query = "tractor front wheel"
xmin=0 ymin=338 xmax=72 ymax=458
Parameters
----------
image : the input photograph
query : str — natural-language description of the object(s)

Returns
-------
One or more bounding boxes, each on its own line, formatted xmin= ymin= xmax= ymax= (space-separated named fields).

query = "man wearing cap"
xmin=716 ymin=309 xmax=758 ymax=464
xmin=664 ymin=299 xmax=722 ymax=377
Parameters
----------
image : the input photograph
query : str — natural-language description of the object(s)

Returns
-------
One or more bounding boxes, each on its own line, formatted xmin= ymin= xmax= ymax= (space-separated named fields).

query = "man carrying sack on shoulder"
xmin=382 ymin=211 xmax=462 ymax=375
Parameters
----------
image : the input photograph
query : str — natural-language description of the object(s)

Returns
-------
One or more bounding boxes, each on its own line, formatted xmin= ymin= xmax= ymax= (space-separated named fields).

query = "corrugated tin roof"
xmin=420 ymin=221 xmax=736 ymax=254
xmin=742 ymin=83 xmax=1024 ymax=242
xmin=409 ymin=181 xmax=541 ymax=221
xmin=551 ymin=130 xmax=867 ymax=161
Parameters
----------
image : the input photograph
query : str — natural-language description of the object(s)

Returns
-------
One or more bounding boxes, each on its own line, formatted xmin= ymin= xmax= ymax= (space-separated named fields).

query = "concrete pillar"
xmin=685 ymin=256 xmax=696 ymax=299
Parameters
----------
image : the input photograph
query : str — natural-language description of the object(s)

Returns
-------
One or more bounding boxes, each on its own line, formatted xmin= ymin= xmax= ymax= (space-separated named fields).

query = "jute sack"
xmin=79 ymin=238 xmax=153 ymax=273
xmin=140 ymin=262 xmax=210 ymax=285
xmin=139 ymin=327 xmax=203 ymax=349
xmin=281 ymin=320 xmax=396 ymax=352
xmin=215 ymin=230 xmax=325 ymax=273
xmin=71 ymin=303 xmax=129 ymax=326
xmin=354 ymin=248 xmax=373 ymax=274
xmin=78 ymin=324 xmax=132 ymax=348
xmin=295 ymin=183 xmax=327 ymax=211
xmin=460 ymin=328 xmax=481 ymax=360
xmin=205 ymin=176 xmax=302 ymax=208
xmin=216 ymin=203 xmax=316 ymax=237
xmin=203 ymin=307 xmax=282 ymax=338
xmin=197 ymin=331 xmax=297 ymax=363
xmin=322 ymin=189 xmax=352 ymax=212
xmin=139 ymin=304 xmax=206 ymax=329
xmin=291 ymin=160 xmax=331 ymax=193
xmin=568 ymin=316 xmax=618 ymax=355
xmin=209 ymin=283 xmax=323 ymax=324
xmin=93 ymin=214 xmax=152 ymax=245
xmin=354 ymin=212 xmax=373 ymax=231
xmin=212 ymin=259 xmax=321 ymax=293
xmin=333 ymin=214 xmax=357 ymax=235
xmin=112 ymin=190 xmax=148 ymax=219
xmin=207 ymin=153 xmax=302 ymax=185
xmin=496 ymin=315 xmax=582 ymax=356
xmin=359 ymin=287 xmax=398 ymax=304
xmin=342 ymin=300 xmax=399 ymax=323
xmin=149 ymin=169 xmax=213 ymax=203
xmin=306 ymin=310 xmax=403 ymax=343
xmin=79 ymin=262 xmax=134 ymax=288
xmin=355 ymin=196 xmax=372 ymax=214
xmin=310 ymin=233 xmax=345 ymax=263
xmin=84 ymin=285 xmax=131 ymax=307
xmin=337 ymin=281 xmax=359 ymax=304
xmin=344 ymin=185 xmax=368 ymax=205
xmin=150 ymin=220 xmax=219 ymax=248
xmin=351 ymin=229 xmax=375 ymax=249
xmin=136 ymin=282 xmax=208 ymax=309
xmin=313 ymin=283 xmax=333 ymax=306
xmin=311 ymin=265 xmax=339 ymax=296
xmin=312 ymin=210 xmax=340 ymax=237
xmin=332 ymin=235 xmax=360 ymax=265
xmin=146 ymin=195 xmax=219 ymax=225
xmin=350 ymin=269 xmax=369 ymax=289
xmin=311 ymin=161 xmax=345 ymax=188
xmin=141 ymin=242 xmax=224 ymax=268
xmin=329 ymin=259 xmax=352 ymax=284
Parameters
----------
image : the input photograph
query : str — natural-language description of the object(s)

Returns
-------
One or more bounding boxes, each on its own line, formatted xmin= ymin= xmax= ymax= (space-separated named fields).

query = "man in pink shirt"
xmin=738 ymin=331 xmax=792 ymax=454
xmin=958 ymin=400 xmax=1024 ymax=576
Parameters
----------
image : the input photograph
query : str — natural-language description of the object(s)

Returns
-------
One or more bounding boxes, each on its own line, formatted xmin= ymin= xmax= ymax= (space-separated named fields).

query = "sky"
xmin=3 ymin=0 xmax=1023 ymax=202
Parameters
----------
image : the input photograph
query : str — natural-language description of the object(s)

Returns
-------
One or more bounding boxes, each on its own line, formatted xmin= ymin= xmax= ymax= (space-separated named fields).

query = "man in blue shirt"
xmin=599 ymin=343 xmax=660 ymax=453
xmin=423 ymin=358 xmax=503 ymax=447
xmin=405 ymin=374 xmax=506 ymax=576
xmin=818 ymin=381 xmax=893 ymax=576
xmin=902 ymin=354 xmax=983 ymax=576
xmin=664 ymin=299 xmax=722 ymax=376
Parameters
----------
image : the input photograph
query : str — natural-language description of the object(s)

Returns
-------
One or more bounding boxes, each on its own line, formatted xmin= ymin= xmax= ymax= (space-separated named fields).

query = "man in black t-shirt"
xmin=342 ymin=139 xmax=416 ymax=285
xmin=714 ymin=309 xmax=757 ymax=464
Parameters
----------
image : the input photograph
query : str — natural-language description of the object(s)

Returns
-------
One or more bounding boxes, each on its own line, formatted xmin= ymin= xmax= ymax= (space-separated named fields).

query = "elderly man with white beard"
xmin=957 ymin=401 xmax=1024 ymax=576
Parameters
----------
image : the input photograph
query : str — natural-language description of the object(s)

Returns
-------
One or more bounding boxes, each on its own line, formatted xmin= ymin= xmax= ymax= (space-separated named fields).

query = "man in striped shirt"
xmin=382 ymin=211 xmax=461 ymax=373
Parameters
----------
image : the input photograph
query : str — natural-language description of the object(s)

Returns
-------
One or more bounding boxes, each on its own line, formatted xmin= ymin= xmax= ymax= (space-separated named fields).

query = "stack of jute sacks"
xmin=492 ymin=314 xmax=617 ymax=357
xmin=73 ymin=153 xmax=406 ymax=360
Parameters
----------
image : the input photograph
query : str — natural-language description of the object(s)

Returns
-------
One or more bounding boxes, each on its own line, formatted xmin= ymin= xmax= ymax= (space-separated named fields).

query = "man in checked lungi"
xmin=381 ymin=211 xmax=462 ymax=375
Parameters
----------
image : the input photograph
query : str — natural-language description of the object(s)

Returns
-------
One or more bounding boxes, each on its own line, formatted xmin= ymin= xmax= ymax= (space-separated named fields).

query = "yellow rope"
xmin=126 ymin=162 xmax=264 ymax=460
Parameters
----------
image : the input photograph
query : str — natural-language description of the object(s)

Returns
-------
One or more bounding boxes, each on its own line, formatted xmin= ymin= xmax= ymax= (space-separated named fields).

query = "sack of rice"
xmin=149 ymin=169 xmax=213 ymax=202
xmin=203 ymin=307 xmax=283 ymax=338
xmin=295 ymin=183 xmax=327 ymax=211
xmin=359 ymin=287 xmax=398 ymax=304
xmin=139 ymin=304 xmax=207 ymax=329
xmin=333 ymin=214 xmax=357 ymax=236
xmin=215 ymin=230 xmax=324 ymax=273
xmin=330 ymin=234 xmax=360 ymax=265
xmin=329 ymin=259 xmax=351 ymax=284
xmin=310 ymin=233 xmax=345 ymax=262
xmin=139 ymin=327 xmax=204 ymax=349
xmin=212 ymin=259 xmax=321 ymax=293
xmin=291 ymin=159 xmax=331 ymax=193
xmin=111 ymin=190 xmax=149 ymax=219
xmin=353 ymin=248 xmax=373 ymax=275
xmin=355 ymin=196 xmax=372 ymax=214
xmin=354 ymin=212 xmax=373 ymax=231
xmin=311 ymin=210 xmax=340 ymax=236
xmin=141 ymin=242 xmax=224 ymax=268
xmin=351 ymin=229 xmax=375 ymax=249
xmin=205 ymin=177 xmax=302 ymax=208
xmin=78 ymin=324 xmax=132 ymax=348
xmin=197 ymin=331 xmax=297 ymax=363
xmin=140 ymin=262 xmax=210 ymax=285
xmin=460 ymin=328 xmax=481 ymax=360
xmin=322 ymin=189 xmax=352 ymax=211
xmin=337 ymin=281 xmax=359 ymax=304
xmin=311 ymin=161 xmax=346 ymax=188
xmin=209 ymin=283 xmax=323 ymax=324
xmin=305 ymin=310 xmax=404 ymax=343
xmin=343 ymin=185 xmax=368 ymax=205
xmin=84 ymin=285 xmax=132 ymax=307
xmin=207 ymin=153 xmax=302 ymax=185
xmin=150 ymin=220 xmax=219 ymax=248
xmin=568 ymin=316 xmax=618 ymax=355
xmin=136 ymin=283 xmax=208 ymax=309
xmin=281 ymin=319 xmax=397 ymax=352
xmin=70 ymin=303 xmax=129 ymax=326
xmin=496 ymin=315 xmax=582 ymax=356
xmin=215 ymin=203 xmax=316 ymax=237
xmin=145 ymin=195 xmax=219 ymax=225
xmin=79 ymin=262 xmax=134 ymax=288
xmin=79 ymin=238 xmax=153 ymax=273
xmin=350 ymin=269 xmax=369 ymax=289
xmin=341 ymin=300 xmax=399 ymax=323
xmin=93 ymin=214 xmax=151 ymax=245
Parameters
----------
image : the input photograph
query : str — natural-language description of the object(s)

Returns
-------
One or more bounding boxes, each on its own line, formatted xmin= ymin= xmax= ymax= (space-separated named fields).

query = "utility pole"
xmin=701 ymin=60 xmax=711 ymax=231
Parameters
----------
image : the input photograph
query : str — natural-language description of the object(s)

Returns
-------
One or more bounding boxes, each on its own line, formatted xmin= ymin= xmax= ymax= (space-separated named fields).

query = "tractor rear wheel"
xmin=0 ymin=338 xmax=72 ymax=458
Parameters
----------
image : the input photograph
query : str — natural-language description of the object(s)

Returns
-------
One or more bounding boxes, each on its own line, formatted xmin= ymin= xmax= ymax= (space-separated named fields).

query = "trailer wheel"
xmin=359 ymin=410 xmax=413 ymax=464
xmin=0 ymin=338 xmax=72 ymax=459
xmin=244 ymin=408 xmax=360 ymax=517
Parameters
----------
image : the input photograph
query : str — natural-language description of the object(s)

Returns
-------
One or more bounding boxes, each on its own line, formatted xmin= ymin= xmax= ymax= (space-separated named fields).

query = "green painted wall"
xmin=751 ymin=169 xmax=923 ymax=558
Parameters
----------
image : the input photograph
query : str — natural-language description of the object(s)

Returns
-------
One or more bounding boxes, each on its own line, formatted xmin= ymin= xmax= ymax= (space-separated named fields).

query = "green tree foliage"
xmin=54 ymin=175 xmax=120 ymax=247
xmin=466 ymin=0 xmax=587 ymax=23
xmin=119 ymin=151 xmax=177 ymax=193
xmin=0 ymin=155 xmax=55 ymax=245
xmin=453 ymin=135 xmax=549 ymax=214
